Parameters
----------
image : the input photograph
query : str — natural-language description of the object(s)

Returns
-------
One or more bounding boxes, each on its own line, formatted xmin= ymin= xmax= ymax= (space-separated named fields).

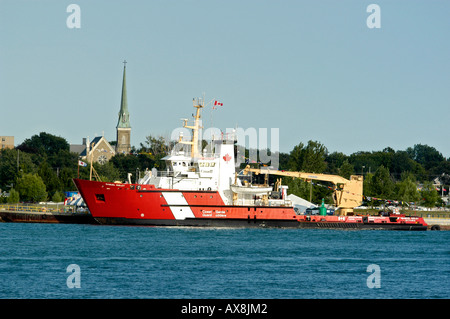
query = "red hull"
xmin=73 ymin=179 xmax=428 ymax=230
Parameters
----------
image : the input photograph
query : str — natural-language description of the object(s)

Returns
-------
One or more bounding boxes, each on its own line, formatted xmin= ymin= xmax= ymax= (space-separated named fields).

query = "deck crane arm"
xmin=243 ymin=165 xmax=363 ymax=216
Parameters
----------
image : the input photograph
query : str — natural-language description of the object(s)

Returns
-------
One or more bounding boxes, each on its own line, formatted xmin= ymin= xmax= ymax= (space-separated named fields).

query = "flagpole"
xmin=89 ymin=142 xmax=94 ymax=181
xmin=77 ymin=159 xmax=80 ymax=179
xmin=90 ymin=158 xmax=93 ymax=181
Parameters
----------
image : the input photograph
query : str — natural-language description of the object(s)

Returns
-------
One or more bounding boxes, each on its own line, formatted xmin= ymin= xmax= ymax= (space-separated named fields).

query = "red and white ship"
xmin=74 ymin=98 xmax=428 ymax=230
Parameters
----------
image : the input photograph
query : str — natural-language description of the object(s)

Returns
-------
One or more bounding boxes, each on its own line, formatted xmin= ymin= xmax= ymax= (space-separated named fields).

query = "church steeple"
xmin=116 ymin=60 xmax=131 ymax=154
xmin=117 ymin=60 xmax=130 ymax=129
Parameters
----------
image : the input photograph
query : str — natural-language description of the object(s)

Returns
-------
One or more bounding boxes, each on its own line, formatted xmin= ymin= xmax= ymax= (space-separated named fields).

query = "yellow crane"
xmin=243 ymin=165 xmax=363 ymax=216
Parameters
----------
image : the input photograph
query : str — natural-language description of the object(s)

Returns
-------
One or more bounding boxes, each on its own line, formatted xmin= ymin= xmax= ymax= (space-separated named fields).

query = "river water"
xmin=0 ymin=223 xmax=448 ymax=299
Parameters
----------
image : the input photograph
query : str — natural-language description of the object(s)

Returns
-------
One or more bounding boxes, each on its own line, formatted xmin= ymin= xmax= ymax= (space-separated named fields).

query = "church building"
xmin=78 ymin=136 xmax=115 ymax=164
xmin=71 ymin=61 xmax=132 ymax=163
xmin=116 ymin=61 xmax=131 ymax=154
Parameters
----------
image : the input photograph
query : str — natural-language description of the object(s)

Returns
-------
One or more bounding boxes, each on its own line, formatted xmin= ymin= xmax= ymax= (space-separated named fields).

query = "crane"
xmin=243 ymin=165 xmax=363 ymax=216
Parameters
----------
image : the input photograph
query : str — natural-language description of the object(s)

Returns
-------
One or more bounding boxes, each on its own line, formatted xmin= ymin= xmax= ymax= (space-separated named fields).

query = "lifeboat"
xmin=230 ymin=184 xmax=272 ymax=195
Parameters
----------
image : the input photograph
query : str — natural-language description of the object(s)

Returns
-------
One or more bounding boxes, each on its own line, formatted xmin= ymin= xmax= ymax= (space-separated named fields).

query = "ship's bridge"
xmin=162 ymin=154 xmax=194 ymax=174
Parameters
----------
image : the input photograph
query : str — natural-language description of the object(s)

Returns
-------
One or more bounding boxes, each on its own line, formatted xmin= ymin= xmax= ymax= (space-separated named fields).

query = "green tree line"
xmin=1 ymin=132 xmax=448 ymax=208
xmin=277 ymin=141 xmax=448 ymax=208
xmin=0 ymin=132 xmax=168 ymax=203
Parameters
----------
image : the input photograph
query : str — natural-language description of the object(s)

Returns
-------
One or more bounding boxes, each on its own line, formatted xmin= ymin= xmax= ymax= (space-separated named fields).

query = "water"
xmin=0 ymin=223 xmax=448 ymax=299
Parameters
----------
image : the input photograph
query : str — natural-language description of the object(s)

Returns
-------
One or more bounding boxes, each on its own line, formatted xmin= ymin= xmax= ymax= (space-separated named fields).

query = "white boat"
xmin=230 ymin=184 xmax=272 ymax=195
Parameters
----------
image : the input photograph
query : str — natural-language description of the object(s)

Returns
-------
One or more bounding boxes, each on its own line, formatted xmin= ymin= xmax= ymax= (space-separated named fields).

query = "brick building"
xmin=0 ymin=136 xmax=14 ymax=150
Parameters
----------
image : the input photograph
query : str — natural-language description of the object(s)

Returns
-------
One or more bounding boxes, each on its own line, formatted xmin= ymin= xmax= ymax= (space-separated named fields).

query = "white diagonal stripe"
xmin=162 ymin=192 xmax=195 ymax=220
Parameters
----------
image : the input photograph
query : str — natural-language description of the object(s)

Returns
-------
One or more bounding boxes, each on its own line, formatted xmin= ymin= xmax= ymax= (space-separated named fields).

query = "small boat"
xmin=230 ymin=184 xmax=272 ymax=195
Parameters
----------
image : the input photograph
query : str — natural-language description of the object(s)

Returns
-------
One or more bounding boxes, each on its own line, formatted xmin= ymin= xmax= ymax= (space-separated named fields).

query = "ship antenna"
xmin=179 ymin=97 xmax=204 ymax=159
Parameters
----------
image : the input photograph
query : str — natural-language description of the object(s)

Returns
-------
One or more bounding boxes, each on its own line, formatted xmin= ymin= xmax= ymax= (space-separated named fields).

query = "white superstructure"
xmin=138 ymin=98 xmax=238 ymax=205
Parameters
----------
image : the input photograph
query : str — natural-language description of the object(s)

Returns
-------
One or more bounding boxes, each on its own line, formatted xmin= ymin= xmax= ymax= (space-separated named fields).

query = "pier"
xmin=0 ymin=204 xmax=96 ymax=224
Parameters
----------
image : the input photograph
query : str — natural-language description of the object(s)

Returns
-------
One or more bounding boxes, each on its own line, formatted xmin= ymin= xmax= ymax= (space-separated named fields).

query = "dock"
xmin=423 ymin=217 xmax=450 ymax=230
xmin=0 ymin=204 xmax=97 ymax=224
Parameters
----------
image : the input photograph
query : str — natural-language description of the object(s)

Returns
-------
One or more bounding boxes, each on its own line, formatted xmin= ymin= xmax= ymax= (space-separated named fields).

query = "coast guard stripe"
xmin=161 ymin=192 xmax=195 ymax=220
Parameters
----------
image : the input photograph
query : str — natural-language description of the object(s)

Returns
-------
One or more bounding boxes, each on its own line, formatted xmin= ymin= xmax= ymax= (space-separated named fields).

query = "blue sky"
xmin=1 ymin=0 xmax=449 ymax=157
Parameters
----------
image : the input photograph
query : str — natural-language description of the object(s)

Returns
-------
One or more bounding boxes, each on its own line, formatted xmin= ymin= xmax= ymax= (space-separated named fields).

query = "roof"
xmin=287 ymin=194 xmax=317 ymax=208
xmin=79 ymin=136 xmax=115 ymax=157
xmin=70 ymin=144 xmax=85 ymax=154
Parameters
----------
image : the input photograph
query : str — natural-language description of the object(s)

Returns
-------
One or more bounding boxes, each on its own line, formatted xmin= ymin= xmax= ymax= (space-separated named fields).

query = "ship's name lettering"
xmin=199 ymin=162 xmax=216 ymax=167
xmin=202 ymin=211 xmax=213 ymax=216
xmin=216 ymin=211 xmax=226 ymax=217
xmin=202 ymin=210 xmax=227 ymax=217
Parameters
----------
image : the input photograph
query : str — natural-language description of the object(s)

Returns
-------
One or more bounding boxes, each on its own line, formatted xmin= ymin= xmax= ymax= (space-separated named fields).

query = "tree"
xmin=48 ymin=149 xmax=78 ymax=169
xmin=110 ymin=154 xmax=141 ymax=181
xmin=396 ymin=173 xmax=419 ymax=206
xmin=326 ymin=152 xmax=348 ymax=175
xmin=390 ymin=151 xmax=425 ymax=181
xmin=0 ymin=149 xmax=36 ymax=190
xmin=141 ymin=135 xmax=170 ymax=157
xmin=406 ymin=144 xmax=445 ymax=171
xmin=7 ymin=189 xmax=20 ymax=203
xmin=95 ymin=162 xmax=121 ymax=183
xmin=139 ymin=135 xmax=172 ymax=169
xmin=420 ymin=181 xmax=439 ymax=208
xmin=287 ymin=142 xmax=305 ymax=171
xmin=51 ymin=191 xmax=64 ymax=202
xmin=430 ymin=161 xmax=450 ymax=181
xmin=363 ymin=173 xmax=375 ymax=197
xmin=15 ymin=173 xmax=48 ymax=202
xmin=17 ymin=132 xmax=69 ymax=157
xmin=278 ymin=152 xmax=291 ymax=171
xmin=59 ymin=167 xmax=77 ymax=191
xmin=288 ymin=140 xmax=327 ymax=173
xmin=370 ymin=165 xmax=394 ymax=198
xmin=338 ymin=160 xmax=355 ymax=180
xmin=37 ymin=161 xmax=61 ymax=195
xmin=348 ymin=149 xmax=394 ymax=179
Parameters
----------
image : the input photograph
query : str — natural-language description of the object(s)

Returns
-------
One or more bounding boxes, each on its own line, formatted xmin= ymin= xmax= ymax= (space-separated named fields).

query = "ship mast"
xmin=179 ymin=98 xmax=204 ymax=159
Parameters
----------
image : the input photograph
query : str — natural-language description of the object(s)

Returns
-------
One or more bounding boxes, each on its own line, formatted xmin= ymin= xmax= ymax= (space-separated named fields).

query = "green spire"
xmin=117 ymin=60 xmax=130 ymax=129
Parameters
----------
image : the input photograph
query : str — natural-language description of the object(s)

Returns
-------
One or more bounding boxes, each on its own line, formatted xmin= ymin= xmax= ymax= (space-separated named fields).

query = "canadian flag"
xmin=214 ymin=100 xmax=223 ymax=106
xmin=78 ymin=160 xmax=87 ymax=167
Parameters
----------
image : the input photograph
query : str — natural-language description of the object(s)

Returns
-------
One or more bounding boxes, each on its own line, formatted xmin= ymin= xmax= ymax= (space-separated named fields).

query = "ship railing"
xmin=155 ymin=170 xmax=183 ymax=178
xmin=199 ymin=153 xmax=219 ymax=159
xmin=0 ymin=203 xmax=89 ymax=214
xmin=233 ymin=199 xmax=293 ymax=207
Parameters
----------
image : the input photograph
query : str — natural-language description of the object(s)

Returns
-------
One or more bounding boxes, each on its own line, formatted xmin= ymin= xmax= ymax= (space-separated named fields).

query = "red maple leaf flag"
xmin=214 ymin=100 xmax=223 ymax=106
xmin=223 ymin=153 xmax=231 ymax=162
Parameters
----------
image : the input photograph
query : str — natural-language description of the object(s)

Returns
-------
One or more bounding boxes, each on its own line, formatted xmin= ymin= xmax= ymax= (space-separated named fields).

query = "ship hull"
xmin=73 ymin=179 xmax=428 ymax=231
xmin=92 ymin=216 xmax=427 ymax=230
